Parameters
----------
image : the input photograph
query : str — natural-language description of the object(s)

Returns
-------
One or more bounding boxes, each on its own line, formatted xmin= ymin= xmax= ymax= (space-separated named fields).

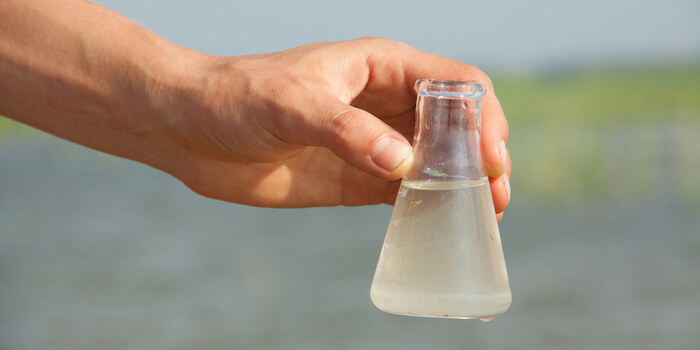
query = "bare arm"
xmin=0 ymin=0 xmax=512 ymax=214
xmin=0 ymin=0 xmax=196 ymax=176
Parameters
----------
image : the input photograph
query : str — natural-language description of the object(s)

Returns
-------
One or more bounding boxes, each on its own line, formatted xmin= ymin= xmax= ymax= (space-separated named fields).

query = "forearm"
xmin=0 ymin=0 xmax=203 ymax=175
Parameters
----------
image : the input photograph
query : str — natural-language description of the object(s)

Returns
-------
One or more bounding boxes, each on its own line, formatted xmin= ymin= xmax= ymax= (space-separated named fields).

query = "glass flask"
xmin=370 ymin=79 xmax=511 ymax=321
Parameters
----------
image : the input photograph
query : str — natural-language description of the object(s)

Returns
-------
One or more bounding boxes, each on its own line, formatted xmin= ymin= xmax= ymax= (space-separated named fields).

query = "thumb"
xmin=282 ymin=98 xmax=414 ymax=180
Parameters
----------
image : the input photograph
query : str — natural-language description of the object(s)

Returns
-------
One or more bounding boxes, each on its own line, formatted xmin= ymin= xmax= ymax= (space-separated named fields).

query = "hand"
xmin=0 ymin=2 xmax=509 ymax=216
xmin=169 ymin=38 xmax=511 ymax=217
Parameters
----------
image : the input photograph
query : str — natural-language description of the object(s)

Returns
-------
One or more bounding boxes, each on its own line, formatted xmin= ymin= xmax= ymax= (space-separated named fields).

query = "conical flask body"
xmin=370 ymin=80 xmax=511 ymax=320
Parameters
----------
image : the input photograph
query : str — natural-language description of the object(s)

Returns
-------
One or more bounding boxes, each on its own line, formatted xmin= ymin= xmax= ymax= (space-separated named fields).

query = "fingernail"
xmin=371 ymin=137 xmax=413 ymax=172
xmin=499 ymin=139 xmax=507 ymax=171
xmin=503 ymin=174 xmax=511 ymax=205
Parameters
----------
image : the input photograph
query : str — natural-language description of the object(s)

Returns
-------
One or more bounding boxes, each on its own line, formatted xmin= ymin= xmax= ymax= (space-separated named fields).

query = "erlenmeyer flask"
xmin=370 ymin=79 xmax=511 ymax=321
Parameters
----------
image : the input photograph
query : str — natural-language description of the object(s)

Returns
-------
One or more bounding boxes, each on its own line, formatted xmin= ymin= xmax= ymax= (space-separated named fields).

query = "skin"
xmin=0 ymin=0 xmax=511 ymax=219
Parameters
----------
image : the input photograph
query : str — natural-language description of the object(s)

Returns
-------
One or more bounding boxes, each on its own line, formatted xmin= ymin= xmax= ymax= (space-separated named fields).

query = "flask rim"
xmin=414 ymin=79 xmax=487 ymax=99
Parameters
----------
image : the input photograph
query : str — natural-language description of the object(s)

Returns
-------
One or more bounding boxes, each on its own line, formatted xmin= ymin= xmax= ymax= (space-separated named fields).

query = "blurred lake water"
xmin=1 ymin=113 xmax=698 ymax=349
xmin=2 ymin=0 xmax=699 ymax=347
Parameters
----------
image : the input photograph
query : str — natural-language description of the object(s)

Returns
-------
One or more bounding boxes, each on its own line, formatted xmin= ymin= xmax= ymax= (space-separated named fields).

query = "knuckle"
xmin=327 ymin=107 xmax=360 ymax=146
xmin=389 ymin=39 xmax=413 ymax=50
xmin=357 ymin=36 xmax=412 ymax=50
xmin=358 ymin=35 xmax=388 ymax=43
xmin=464 ymin=64 xmax=493 ymax=89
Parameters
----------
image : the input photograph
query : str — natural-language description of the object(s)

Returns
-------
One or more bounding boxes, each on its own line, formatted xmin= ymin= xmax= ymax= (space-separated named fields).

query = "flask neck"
xmin=406 ymin=85 xmax=485 ymax=181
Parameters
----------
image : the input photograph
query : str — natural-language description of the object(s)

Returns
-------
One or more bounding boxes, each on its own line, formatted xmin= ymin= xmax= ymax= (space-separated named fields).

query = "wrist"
xmin=156 ymin=52 xmax=259 ymax=163
xmin=140 ymin=46 xmax=216 ymax=177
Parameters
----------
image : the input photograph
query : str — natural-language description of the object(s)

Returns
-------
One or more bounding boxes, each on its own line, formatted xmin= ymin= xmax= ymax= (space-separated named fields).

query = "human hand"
xmin=168 ymin=38 xmax=511 ymax=218
xmin=0 ymin=4 xmax=507 ymax=215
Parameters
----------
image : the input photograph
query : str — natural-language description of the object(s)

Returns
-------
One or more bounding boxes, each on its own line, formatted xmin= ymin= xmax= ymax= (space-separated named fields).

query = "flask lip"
xmin=414 ymin=79 xmax=487 ymax=99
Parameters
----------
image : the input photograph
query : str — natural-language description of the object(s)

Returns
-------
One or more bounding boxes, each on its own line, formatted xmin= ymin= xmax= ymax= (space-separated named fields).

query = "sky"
xmin=97 ymin=0 xmax=700 ymax=72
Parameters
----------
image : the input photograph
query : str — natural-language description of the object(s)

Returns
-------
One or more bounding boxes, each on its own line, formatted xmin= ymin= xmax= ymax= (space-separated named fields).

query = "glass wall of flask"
xmin=370 ymin=79 xmax=511 ymax=321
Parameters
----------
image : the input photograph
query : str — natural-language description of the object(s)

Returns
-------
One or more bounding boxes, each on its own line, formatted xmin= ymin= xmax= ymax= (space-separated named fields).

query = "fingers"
xmin=479 ymin=88 xmax=511 ymax=219
xmin=368 ymin=40 xmax=508 ymax=175
xmin=490 ymin=175 xmax=510 ymax=214
xmin=482 ymin=94 xmax=511 ymax=217
xmin=278 ymin=95 xmax=414 ymax=180
xmin=403 ymin=51 xmax=509 ymax=177
xmin=481 ymin=95 xmax=509 ymax=177
xmin=363 ymin=41 xmax=513 ymax=215
xmin=396 ymin=46 xmax=512 ymax=216
xmin=397 ymin=44 xmax=497 ymax=95
xmin=491 ymin=148 xmax=511 ymax=218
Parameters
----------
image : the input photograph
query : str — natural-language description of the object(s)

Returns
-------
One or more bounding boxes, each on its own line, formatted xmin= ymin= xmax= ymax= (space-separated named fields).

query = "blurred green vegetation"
xmin=2 ymin=64 xmax=699 ymax=206
xmin=494 ymin=63 xmax=700 ymax=126
xmin=492 ymin=64 xmax=700 ymax=207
